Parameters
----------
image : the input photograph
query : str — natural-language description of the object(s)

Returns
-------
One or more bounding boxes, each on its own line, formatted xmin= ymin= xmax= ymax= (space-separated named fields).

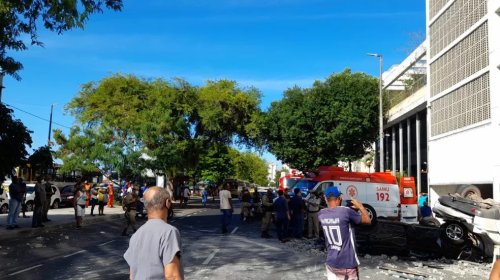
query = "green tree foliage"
xmin=262 ymin=69 xmax=379 ymax=171
xmin=0 ymin=103 xmax=32 ymax=180
xmin=198 ymin=144 xmax=234 ymax=185
xmin=0 ymin=0 xmax=123 ymax=79
xmin=230 ymin=150 xmax=269 ymax=186
xmin=197 ymin=80 xmax=262 ymax=146
xmin=55 ymin=75 xmax=263 ymax=181
xmin=28 ymin=145 xmax=54 ymax=176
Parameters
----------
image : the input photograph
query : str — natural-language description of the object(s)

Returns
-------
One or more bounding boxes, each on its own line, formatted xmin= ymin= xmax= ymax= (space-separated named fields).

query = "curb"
xmin=0 ymin=213 xmax=123 ymax=241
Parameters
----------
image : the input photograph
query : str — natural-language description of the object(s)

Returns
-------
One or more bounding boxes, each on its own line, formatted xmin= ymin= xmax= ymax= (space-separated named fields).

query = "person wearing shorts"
xmin=319 ymin=186 xmax=371 ymax=280
xmin=74 ymin=183 xmax=86 ymax=229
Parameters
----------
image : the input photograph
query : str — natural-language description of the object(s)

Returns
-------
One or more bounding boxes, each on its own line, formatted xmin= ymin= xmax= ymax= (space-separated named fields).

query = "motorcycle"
xmin=433 ymin=194 xmax=500 ymax=260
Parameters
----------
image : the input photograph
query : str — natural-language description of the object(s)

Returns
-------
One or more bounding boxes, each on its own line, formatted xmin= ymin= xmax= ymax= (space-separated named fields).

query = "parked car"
xmin=25 ymin=184 xmax=62 ymax=211
xmin=0 ymin=185 xmax=9 ymax=214
xmin=60 ymin=184 xmax=76 ymax=207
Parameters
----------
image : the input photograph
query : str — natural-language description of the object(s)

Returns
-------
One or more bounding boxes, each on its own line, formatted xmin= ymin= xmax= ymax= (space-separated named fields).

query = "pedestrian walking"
xmin=97 ymin=187 xmax=106 ymax=215
xmin=18 ymin=178 xmax=29 ymax=218
xmin=74 ymin=183 xmax=86 ymax=229
xmin=84 ymin=180 xmax=91 ymax=207
xmin=107 ymin=182 xmax=115 ymax=208
xmin=201 ymin=188 xmax=208 ymax=207
xmin=289 ymin=188 xmax=305 ymax=238
xmin=32 ymin=177 xmax=45 ymax=228
xmin=6 ymin=177 xmax=22 ymax=230
xmin=43 ymin=178 xmax=53 ymax=222
xmin=122 ymin=186 xmax=139 ymax=236
xmin=252 ymin=189 xmax=262 ymax=218
xmin=240 ymin=188 xmax=252 ymax=222
xmin=273 ymin=189 xmax=290 ymax=242
xmin=319 ymin=186 xmax=371 ymax=280
xmin=306 ymin=191 xmax=321 ymax=239
xmin=182 ymin=186 xmax=190 ymax=208
xmin=124 ymin=187 xmax=183 ymax=280
xmin=261 ymin=188 xmax=274 ymax=238
xmin=90 ymin=183 xmax=98 ymax=216
xmin=219 ymin=183 xmax=233 ymax=234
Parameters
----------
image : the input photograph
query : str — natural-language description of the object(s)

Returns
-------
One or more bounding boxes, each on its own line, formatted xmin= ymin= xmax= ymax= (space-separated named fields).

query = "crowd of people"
xmin=2 ymin=176 xmax=54 ymax=230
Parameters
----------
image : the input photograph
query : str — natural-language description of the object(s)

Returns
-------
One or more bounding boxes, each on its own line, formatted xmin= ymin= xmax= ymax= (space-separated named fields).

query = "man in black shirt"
xmin=43 ymin=177 xmax=53 ymax=222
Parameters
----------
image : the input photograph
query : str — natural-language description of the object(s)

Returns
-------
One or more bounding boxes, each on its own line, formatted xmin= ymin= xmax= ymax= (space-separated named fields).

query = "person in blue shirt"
xmin=273 ymin=189 xmax=290 ymax=243
xmin=289 ymin=188 xmax=305 ymax=238
xmin=201 ymin=188 xmax=208 ymax=207
xmin=319 ymin=186 xmax=371 ymax=280
xmin=419 ymin=199 xmax=433 ymax=219
xmin=418 ymin=193 xmax=428 ymax=207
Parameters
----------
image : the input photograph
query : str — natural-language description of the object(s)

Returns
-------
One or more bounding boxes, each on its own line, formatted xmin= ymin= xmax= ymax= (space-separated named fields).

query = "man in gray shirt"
xmin=124 ymin=187 xmax=183 ymax=280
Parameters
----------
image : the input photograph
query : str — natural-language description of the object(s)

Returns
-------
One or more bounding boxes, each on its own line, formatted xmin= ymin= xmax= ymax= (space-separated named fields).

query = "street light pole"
xmin=368 ymin=53 xmax=384 ymax=172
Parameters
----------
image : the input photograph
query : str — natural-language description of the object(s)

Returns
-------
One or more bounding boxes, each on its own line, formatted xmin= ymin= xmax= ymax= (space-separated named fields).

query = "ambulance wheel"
xmin=363 ymin=204 xmax=377 ymax=225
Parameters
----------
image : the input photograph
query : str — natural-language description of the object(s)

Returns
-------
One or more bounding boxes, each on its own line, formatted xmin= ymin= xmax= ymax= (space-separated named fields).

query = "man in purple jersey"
xmin=318 ymin=186 xmax=371 ymax=280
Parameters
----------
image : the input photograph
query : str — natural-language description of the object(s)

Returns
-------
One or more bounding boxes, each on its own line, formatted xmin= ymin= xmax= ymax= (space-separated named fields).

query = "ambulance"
xmin=305 ymin=166 xmax=418 ymax=223
xmin=278 ymin=169 xmax=303 ymax=192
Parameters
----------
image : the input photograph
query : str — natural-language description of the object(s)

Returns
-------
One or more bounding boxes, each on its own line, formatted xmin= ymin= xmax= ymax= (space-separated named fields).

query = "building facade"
xmin=426 ymin=0 xmax=500 ymax=203
xmin=379 ymin=0 xmax=500 ymax=205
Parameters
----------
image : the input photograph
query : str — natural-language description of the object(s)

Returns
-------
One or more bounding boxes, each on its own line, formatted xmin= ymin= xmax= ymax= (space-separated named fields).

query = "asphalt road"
xmin=0 ymin=199 xmax=326 ymax=280
xmin=0 ymin=198 xmax=492 ymax=280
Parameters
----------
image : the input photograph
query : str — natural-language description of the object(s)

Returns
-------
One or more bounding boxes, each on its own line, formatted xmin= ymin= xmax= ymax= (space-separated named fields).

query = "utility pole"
xmin=48 ymin=104 xmax=53 ymax=146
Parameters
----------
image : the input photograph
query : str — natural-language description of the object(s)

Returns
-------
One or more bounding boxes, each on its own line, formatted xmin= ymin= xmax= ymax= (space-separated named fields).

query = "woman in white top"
xmin=74 ymin=183 xmax=86 ymax=229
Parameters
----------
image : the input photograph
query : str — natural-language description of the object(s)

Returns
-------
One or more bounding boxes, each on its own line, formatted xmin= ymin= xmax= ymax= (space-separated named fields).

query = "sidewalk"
xmin=0 ymin=205 xmax=124 ymax=240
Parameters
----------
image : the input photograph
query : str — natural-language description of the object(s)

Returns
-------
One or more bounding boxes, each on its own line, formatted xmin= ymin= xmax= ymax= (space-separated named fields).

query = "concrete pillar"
xmin=407 ymin=118 xmax=411 ymax=176
xmin=392 ymin=126 xmax=396 ymax=176
xmin=399 ymin=122 xmax=404 ymax=176
xmin=416 ymin=114 xmax=422 ymax=194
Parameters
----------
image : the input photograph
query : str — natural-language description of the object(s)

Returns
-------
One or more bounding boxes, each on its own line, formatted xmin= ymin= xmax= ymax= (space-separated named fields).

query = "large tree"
xmin=0 ymin=0 xmax=123 ymax=79
xmin=0 ymin=103 xmax=32 ymax=181
xmin=230 ymin=150 xmax=269 ymax=186
xmin=262 ymin=69 xmax=379 ymax=171
xmin=55 ymin=75 xmax=263 ymax=182
xmin=28 ymin=145 xmax=54 ymax=177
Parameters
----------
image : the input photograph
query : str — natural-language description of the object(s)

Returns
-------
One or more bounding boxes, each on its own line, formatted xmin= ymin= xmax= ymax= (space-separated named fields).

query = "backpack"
xmin=98 ymin=192 xmax=104 ymax=202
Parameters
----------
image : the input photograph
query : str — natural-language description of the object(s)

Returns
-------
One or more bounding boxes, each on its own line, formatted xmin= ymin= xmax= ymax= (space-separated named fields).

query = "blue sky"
xmin=2 ymin=0 xmax=426 ymax=163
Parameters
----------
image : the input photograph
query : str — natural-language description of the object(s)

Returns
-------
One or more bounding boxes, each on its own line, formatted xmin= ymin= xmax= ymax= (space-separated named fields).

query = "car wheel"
xmin=52 ymin=200 xmax=60 ymax=209
xmin=458 ymin=185 xmax=481 ymax=199
xmin=363 ymin=204 xmax=378 ymax=225
xmin=420 ymin=217 xmax=441 ymax=227
xmin=26 ymin=201 xmax=34 ymax=212
xmin=441 ymin=222 xmax=467 ymax=245
xmin=0 ymin=203 xmax=8 ymax=214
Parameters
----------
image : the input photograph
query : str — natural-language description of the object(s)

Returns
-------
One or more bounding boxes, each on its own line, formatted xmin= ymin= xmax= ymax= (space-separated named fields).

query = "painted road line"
xmin=202 ymin=249 xmax=220 ymax=265
xmin=8 ymin=264 xmax=43 ymax=276
xmin=233 ymin=236 xmax=281 ymax=251
xmin=98 ymin=240 xmax=115 ymax=246
xmin=63 ymin=250 xmax=86 ymax=258
xmin=231 ymin=227 xmax=239 ymax=234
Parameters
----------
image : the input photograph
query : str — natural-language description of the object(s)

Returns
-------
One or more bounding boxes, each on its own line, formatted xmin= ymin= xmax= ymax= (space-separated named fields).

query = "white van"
xmin=307 ymin=179 xmax=401 ymax=222
xmin=25 ymin=184 xmax=62 ymax=211
xmin=0 ymin=184 xmax=9 ymax=214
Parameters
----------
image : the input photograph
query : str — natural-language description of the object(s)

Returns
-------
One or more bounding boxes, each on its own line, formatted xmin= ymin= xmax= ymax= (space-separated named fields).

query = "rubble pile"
xmin=284 ymin=237 xmax=492 ymax=280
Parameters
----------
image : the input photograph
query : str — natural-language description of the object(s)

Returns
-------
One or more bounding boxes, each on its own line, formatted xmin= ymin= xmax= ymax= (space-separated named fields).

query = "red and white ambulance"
xmin=278 ymin=169 xmax=303 ymax=192
xmin=306 ymin=166 xmax=418 ymax=223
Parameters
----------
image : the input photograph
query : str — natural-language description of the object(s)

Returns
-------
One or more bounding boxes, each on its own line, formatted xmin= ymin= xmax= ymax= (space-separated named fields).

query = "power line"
xmin=3 ymin=102 xmax=73 ymax=130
